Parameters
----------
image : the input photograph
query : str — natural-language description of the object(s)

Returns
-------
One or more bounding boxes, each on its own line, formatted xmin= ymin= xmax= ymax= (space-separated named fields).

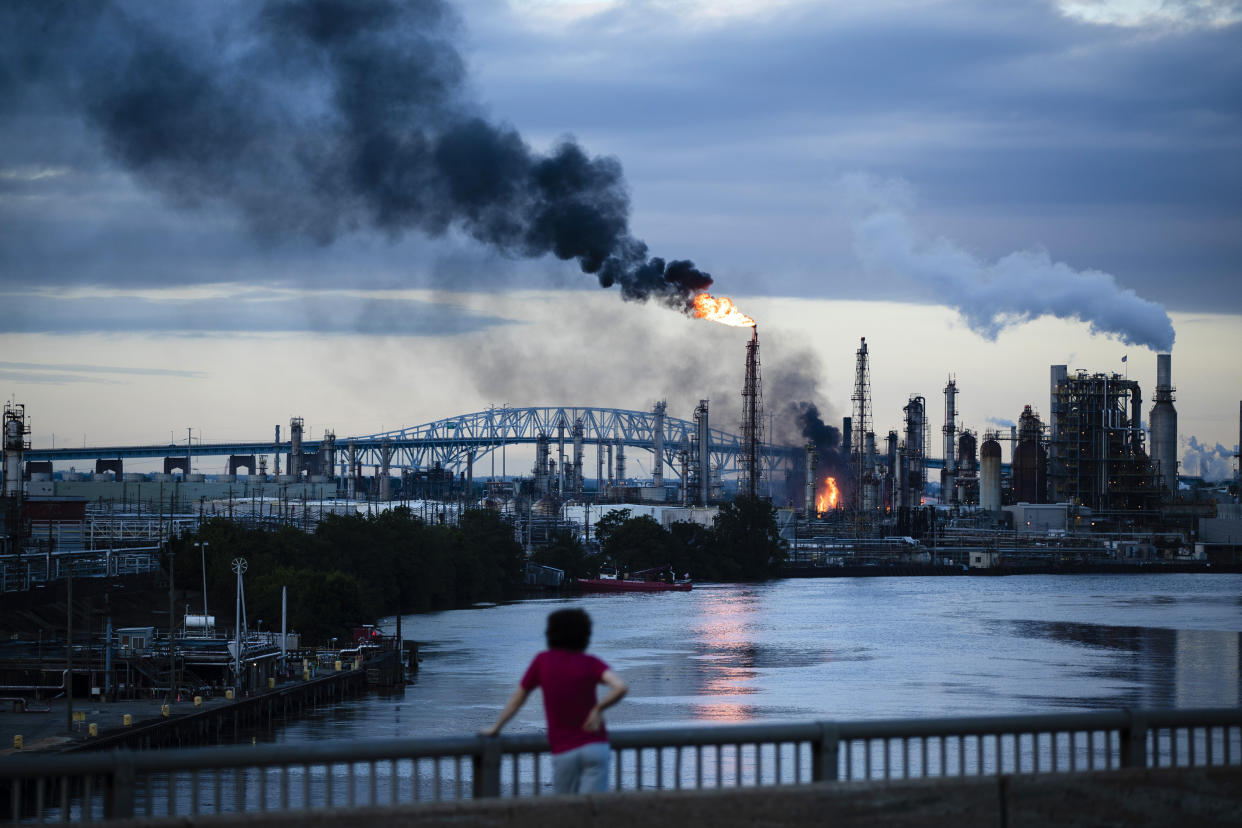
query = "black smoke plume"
xmin=1 ymin=0 xmax=712 ymax=309
xmin=794 ymin=402 xmax=850 ymax=510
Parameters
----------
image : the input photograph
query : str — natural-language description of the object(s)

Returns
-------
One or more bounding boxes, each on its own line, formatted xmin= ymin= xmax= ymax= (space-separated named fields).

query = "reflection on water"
xmin=1007 ymin=621 xmax=1241 ymax=709
xmin=269 ymin=574 xmax=1242 ymax=746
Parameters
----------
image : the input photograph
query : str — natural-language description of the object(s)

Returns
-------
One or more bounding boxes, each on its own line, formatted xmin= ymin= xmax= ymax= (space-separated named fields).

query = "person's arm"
xmin=480 ymin=685 xmax=530 ymax=737
xmin=582 ymin=669 xmax=627 ymax=732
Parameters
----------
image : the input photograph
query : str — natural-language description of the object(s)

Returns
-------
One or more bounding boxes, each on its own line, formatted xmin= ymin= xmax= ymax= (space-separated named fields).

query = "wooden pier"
xmin=63 ymin=668 xmax=368 ymax=752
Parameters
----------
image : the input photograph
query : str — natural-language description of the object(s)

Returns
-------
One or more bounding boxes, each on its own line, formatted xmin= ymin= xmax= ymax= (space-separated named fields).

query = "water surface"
xmin=274 ymin=574 xmax=1242 ymax=743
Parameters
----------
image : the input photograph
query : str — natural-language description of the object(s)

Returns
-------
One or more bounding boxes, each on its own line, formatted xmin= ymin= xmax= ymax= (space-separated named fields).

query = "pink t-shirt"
xmin=520 ymin=649 xmax=609 ymax=754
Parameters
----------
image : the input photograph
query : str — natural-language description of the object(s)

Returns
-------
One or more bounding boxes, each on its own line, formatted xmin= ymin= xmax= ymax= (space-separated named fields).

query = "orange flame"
xmin=692 ymin=292 xmax=755 ymax=327
xmin=815 ymin=476 xmax=839 ymax=513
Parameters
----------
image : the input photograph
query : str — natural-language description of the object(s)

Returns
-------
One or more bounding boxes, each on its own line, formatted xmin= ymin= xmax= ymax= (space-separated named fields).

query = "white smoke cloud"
xmin=1180 ymin=435 xmax=1238 ymax=482
xmin=840 ymin=174 xmax=1176 ymax=352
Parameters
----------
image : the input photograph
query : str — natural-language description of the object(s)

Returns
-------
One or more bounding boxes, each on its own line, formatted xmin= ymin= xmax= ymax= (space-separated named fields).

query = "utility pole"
xmin=65 ymin=559 xmax=72 ymax=733
xmin=167 ymin=545 xmax=175 ymax=704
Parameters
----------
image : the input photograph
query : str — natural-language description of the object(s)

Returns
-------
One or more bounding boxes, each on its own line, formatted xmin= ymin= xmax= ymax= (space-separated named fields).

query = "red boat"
xmin=574 ymin=566 xmax=692 ymax=592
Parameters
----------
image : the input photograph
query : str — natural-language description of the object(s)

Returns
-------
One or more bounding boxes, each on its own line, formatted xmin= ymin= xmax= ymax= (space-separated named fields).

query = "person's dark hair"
xmin=546 ymin=608 xmax=592 ymax=651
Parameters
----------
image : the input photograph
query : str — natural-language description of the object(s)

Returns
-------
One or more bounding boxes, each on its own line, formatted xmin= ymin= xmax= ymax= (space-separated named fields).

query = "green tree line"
xmin=532 ymin=495 xmax=787 ymax=583
xmin=170 ymin=507 xmax=525 ymax=644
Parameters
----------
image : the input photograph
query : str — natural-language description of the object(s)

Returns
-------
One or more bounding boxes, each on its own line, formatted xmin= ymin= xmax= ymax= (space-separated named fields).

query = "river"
xmin=272 ymin=574 xmax=1242 ymax=744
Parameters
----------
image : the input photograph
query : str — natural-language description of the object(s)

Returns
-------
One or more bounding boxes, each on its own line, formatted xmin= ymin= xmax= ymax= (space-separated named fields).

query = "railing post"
xmin=105 ymin=752 xmax=136 ymax=820
xmin=812 ymin=723 xmax=840 ymax=782
xmin=473 ymin=737 xmax=502 ymax=799
xmin=1120 ymin=711 xmax=1148 ymax=769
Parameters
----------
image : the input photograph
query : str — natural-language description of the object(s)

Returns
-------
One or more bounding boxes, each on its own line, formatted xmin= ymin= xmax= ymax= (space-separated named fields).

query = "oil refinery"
xmin=2 ymin=333 xmax=1240 ymax=580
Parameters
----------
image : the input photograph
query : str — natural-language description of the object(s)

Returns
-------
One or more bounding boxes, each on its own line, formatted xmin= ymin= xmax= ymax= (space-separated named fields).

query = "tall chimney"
xmin=1149 ymin=353 xmax=1178 ymax=497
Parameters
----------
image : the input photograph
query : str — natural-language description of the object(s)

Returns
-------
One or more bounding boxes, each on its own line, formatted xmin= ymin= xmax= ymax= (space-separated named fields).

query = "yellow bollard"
xmin=123 ymin=714 xmax=132 ymax=728
xmin=88 ymin=723 xmax=97 ymax=737
xmin=225 ymin=689 xmax=234 ymax=700
xmin=161 ymin=704 xmax=169 ymax=718
xmin=267 ymin=677 xmax=275 ymax=690
xmin=334 ymin=660 xmax=342 ymax=672
xmin=194 ymin=696 xmax=203 ymax=707
xmin=13 ymin=735 xmax=22 ymax=750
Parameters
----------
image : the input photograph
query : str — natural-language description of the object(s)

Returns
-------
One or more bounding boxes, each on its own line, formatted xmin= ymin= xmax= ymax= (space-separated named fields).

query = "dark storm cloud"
xmin=1 ymin=0 xmax=1237 ymax=317
xmin=0 ymin=0 xmax=712 ymax=309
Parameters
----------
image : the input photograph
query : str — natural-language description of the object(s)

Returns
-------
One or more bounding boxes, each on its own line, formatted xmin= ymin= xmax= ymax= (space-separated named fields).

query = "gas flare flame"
xmin=692 ymin=292 xmax=755 ymax=327
xmin=815 ymin=476 xmax=839 ymax=513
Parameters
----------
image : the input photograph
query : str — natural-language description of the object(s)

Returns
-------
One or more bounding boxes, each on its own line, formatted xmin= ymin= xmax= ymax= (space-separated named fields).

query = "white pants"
xmin=551 ymin=741 xmax=611 ymax=794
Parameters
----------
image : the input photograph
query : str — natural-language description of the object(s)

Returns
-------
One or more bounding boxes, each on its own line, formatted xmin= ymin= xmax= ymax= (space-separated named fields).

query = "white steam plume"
xmin=842 ymin=175 xmax=1176 ymax=352
xmin=1180 ymin=436 xmax=1238 ymax=482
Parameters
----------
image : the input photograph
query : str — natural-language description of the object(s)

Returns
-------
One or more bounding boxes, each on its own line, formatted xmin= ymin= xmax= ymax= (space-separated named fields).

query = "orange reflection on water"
xmin=691 ymin=592 xmax=763 ymax=724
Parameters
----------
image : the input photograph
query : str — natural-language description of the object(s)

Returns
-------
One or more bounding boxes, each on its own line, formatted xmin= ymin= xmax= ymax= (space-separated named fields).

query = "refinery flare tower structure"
xmin=740 ymin=326 xmax=763 ymax=499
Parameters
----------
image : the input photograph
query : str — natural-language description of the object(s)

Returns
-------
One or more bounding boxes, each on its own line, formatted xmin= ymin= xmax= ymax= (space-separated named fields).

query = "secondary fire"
xmin=692 ymin=292 xmax=755 ymax=327
xmin=815 ymin=476 xmax=839 ymax=513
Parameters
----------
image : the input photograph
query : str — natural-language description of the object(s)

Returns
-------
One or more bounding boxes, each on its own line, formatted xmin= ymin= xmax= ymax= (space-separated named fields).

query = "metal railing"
xmin=2 ymin=707 xmax=1239 ymax=822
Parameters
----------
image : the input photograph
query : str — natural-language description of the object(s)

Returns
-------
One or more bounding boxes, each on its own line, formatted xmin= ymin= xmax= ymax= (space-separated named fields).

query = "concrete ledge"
xmin=104 ymin=765 xmax=1242 ymax=828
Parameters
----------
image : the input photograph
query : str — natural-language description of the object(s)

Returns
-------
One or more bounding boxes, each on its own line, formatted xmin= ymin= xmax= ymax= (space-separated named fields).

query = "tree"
xmin=712 ymin=496 xmax=787 ymax=580
xmin=667 ymin=520 xmax=718 ymax=581
xmin=599 ymin=514 xmax=672 ymax=575
xmin=531 ymin=530 xmax=595 ymax=579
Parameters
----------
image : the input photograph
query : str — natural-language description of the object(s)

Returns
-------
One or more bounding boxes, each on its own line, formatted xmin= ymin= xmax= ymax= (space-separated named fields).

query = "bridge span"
xmin=26 ymin=406 xmax=807 ymax=483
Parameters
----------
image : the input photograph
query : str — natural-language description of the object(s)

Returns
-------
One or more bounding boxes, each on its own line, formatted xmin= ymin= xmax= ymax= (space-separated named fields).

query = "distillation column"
xmin=557 ymin=419 xmax=566 ymax=497
xmin=289 ymin=417 xmax=304 ymax=479
xmin=652 ymin=401 xmax=666 ymax=489
xmin=804 ymin=443 xmax=816 ymax=516
xmin=535 ymin=433 xmax=550 ymax=497
xmin=695 ymin=400 xmax=710 ymax=506
xmin=3 ymin=403 xmax=29 ymax=498
xmin=572 ymin=418 xmax=584 ymax=498
xmin=943 ymin=378 xmax=957 ymax=506
xmin=980 ymin=436 xmax=1002 ymax=512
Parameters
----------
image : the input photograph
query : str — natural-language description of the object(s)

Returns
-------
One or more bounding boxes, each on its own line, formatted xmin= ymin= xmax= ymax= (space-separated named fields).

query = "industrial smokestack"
xmin=1149 ymin=353 xmax=1178 ymax=497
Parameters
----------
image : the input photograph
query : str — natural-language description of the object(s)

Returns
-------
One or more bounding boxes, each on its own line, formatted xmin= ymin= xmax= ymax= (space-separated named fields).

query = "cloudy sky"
xmin=1 ymin=0 xmax=1239 ymax=480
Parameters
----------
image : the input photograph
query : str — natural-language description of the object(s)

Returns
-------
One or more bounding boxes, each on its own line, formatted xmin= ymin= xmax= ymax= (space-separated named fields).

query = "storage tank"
xmin=980 ymin=438 xmax=1002 ymax=511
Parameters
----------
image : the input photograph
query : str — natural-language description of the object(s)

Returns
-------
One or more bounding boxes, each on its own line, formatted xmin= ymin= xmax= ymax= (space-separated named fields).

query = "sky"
xmin=1 ymin=0 xmax=1239 ymax=480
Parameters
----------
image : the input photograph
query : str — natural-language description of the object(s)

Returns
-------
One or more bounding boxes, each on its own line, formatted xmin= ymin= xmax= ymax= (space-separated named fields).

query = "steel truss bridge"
xmin=27 ymin=406 xmax=804 ymax=483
